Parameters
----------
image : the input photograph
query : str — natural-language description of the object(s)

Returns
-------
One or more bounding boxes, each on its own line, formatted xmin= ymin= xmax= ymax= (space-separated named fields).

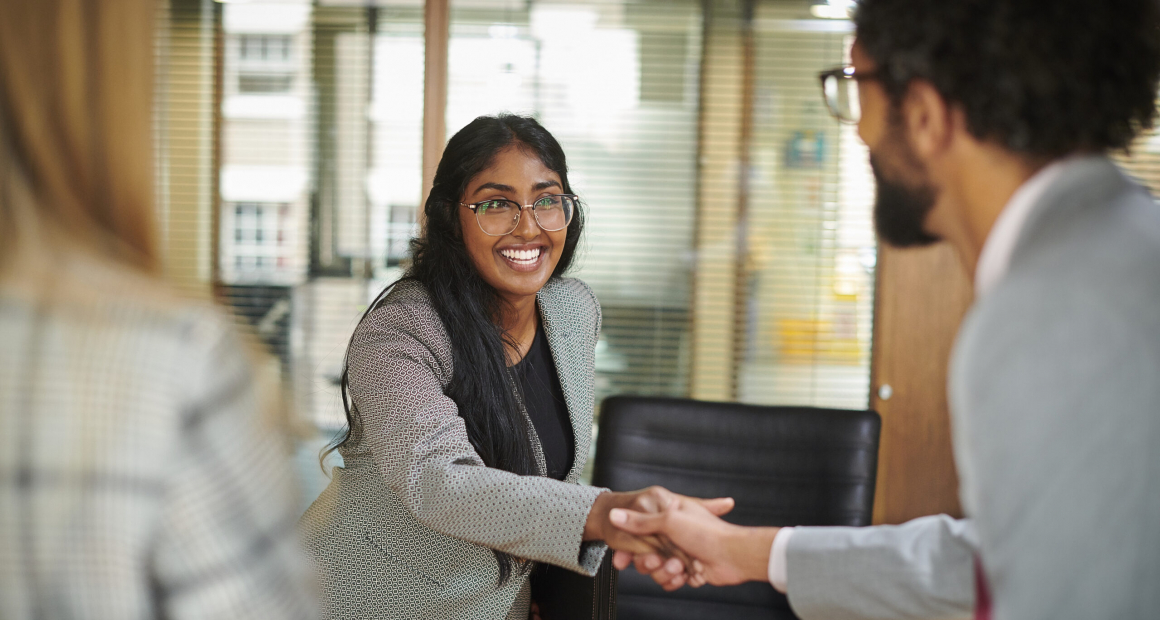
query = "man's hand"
xmin=583 ymin=486 xmax=734 ymax=582
xmin=608 ymin=493 xmax=778 ymax=590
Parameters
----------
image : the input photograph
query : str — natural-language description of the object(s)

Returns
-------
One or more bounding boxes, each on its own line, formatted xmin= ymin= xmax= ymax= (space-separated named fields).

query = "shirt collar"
xmin=973 ymin=159 xmax=1070 ymax=297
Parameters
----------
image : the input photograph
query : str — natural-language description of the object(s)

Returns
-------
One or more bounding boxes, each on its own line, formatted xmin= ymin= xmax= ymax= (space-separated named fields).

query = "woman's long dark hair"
xmin=323 ymin=114 xmax=584 ymax=584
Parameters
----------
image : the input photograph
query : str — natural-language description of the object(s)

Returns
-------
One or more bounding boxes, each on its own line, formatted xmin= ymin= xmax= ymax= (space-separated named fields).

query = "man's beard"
xmin=870 ymin=148 xmax=940 ymax=248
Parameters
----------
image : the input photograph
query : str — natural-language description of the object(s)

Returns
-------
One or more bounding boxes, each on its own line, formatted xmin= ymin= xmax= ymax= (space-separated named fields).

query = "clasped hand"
xmin=604 ymin=488 xmax=780 ymax=591
xmin=583 ymin=486 xmax=735 ymax=588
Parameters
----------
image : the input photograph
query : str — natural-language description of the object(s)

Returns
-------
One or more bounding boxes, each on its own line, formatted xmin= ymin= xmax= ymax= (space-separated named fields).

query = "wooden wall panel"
xmin=869 ymin=242 xmax=972 ymax=525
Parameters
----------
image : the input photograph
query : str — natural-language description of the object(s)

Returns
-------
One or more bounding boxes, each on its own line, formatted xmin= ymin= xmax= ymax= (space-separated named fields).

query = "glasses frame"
xmin=818 ymin=65 xmax=881 ymax=124
xmin=459 ymin=193 xmax=579 ymax=237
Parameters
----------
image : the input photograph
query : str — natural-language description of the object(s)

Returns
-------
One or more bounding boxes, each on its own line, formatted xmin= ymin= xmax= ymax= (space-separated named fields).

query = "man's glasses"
xmin=460 ymin=194 xmax=578 ymax=236
xmin=818 ymin=65 xmax=880 ymax=124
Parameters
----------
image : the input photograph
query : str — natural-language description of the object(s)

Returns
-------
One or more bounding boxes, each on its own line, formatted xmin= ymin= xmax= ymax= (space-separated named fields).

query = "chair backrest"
xmin=592 ymin=396 xmax=881 ymax=620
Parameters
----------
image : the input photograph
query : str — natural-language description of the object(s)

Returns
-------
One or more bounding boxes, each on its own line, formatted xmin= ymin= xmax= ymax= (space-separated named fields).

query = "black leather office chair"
xmin=592 ymin=396 xmax=881 ymax=620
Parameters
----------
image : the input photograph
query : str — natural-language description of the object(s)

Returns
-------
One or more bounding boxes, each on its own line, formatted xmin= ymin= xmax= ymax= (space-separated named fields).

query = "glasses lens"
xmin=840 ymin=78 xmax=861 ymax=123
xmin=532 ymin=195 xmax=574 ymax=231
xmin=824 ymin=74 xmax=840 ymax=116
xmin=476 ymin=199 xmax=520 ymax=235
xmin=822 ymin=74 xmax=861 ymax=123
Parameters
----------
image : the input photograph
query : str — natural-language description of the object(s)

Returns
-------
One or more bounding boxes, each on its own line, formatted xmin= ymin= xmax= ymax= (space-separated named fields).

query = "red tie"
xmin=974 ymin=556 xmax=992 ymax=620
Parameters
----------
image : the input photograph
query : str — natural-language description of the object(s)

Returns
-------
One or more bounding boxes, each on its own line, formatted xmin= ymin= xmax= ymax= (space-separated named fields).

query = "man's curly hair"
xmin=854 ymin=0 xmax=1160 ymax=157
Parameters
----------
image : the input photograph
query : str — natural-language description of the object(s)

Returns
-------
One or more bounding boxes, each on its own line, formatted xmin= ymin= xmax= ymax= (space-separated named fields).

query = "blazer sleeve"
xmin=785 ymin=515 xmax=978 ymax=620
xmin=345 ymin=298 xmax=607 ymax=575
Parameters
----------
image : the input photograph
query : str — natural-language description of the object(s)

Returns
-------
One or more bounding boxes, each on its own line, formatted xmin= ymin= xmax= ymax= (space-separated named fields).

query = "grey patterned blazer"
xmin=300 ymin=276 xmax=609 ymax=620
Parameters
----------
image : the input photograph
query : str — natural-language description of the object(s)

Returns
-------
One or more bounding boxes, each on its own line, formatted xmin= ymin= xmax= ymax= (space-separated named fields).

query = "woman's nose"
xmin=510 ymin=204 xmax=542 ymax=238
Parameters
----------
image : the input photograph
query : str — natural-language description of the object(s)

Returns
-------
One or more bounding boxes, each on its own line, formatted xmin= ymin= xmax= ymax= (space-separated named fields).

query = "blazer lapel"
xmin=537 ymin=281 xmax=591 ymax=484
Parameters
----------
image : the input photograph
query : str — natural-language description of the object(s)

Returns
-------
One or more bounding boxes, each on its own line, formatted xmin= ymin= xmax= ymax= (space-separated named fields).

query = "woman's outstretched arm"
xmin=347 ymin=298 xmax=660 ymax=574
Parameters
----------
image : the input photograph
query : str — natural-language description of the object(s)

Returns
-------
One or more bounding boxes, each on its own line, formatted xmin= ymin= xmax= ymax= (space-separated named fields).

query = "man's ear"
xmin=901 ymin=79 xmax=953 ymax=160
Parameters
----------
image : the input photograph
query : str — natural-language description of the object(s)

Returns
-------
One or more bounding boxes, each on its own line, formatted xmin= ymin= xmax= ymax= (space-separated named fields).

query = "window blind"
xmin=738 ymin=1 xmax=874 ymax=408
xmin=155 ymin=0 xmax=218 ymax=294
xmin=1116 ymin=130 xmax=1160 ymax=195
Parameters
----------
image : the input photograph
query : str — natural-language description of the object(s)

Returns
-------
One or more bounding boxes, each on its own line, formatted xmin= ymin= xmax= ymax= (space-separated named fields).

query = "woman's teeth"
xmin=500 ymin=247 xmax=543 ymax=263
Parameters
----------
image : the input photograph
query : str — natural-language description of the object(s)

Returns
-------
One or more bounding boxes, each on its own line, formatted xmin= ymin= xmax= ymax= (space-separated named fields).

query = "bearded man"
xmin=609 ymin=1 xmax=1160 ymax=619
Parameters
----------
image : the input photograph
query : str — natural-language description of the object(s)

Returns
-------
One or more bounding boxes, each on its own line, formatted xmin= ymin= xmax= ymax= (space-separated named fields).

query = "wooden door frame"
xmin=869 ymin=242 xmax=971 ymax=524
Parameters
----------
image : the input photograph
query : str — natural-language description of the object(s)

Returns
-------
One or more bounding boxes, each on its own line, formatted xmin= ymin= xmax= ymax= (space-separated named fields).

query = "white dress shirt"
xmin=766 ymin=158 xmax=1070 ymax=594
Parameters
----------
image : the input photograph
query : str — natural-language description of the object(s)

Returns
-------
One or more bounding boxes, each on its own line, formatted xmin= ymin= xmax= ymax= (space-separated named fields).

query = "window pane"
xmin=737 ymin=4 xmax=873 ymax=409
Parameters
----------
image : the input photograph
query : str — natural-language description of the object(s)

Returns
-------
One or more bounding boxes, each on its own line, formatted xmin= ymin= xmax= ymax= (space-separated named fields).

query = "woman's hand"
xmin=529 ymin=600 xmax=542 ymax=620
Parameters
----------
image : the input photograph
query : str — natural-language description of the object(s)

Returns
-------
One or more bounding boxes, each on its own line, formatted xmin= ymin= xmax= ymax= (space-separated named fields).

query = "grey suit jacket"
xmin=299 ymin=277 xmax=608 ymax=620
xmin=785 ymin=156 xmax=1160 ymax=620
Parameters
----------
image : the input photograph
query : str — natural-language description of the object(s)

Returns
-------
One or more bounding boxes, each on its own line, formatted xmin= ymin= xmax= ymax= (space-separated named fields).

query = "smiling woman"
xmin=299 ymin=115 xmax=717 ymax=620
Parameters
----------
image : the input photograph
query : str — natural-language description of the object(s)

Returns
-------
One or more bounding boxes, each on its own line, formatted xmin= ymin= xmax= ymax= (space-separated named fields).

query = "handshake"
xmin=586 ymin=486 xmax=780 ymax=591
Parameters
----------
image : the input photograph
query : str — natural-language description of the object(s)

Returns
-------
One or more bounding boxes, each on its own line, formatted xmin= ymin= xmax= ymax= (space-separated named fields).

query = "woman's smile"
xmin=497 ymin=243 xmax=548 ymax=272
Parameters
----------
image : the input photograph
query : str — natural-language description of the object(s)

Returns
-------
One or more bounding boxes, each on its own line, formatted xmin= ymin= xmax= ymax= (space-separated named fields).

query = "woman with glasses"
xmin=300 ymin=115 xmax=722 ymax=620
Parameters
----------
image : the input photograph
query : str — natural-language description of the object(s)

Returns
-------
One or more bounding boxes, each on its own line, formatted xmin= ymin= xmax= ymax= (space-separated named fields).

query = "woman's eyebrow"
xmin=472 ymin=180 xmax=561 ymax=195
xmin=472 ymin=182 xmax=516 ymax=195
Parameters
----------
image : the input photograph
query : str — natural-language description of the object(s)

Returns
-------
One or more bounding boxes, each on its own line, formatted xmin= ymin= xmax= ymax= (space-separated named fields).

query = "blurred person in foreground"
xmin=0 ymin=1 xmax=315 ymax=618
xmin=610 ymin=1 xmax=1160 ymax=619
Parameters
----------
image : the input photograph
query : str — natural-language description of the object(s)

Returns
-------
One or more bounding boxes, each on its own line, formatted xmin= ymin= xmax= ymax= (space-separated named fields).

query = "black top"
xmin=512 ymin=322 xmax=574 ymax=480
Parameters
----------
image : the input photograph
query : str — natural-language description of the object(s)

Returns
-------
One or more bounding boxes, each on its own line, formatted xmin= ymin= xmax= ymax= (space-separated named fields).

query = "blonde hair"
xmin=0 ymin=0 xmax=158 ymax=273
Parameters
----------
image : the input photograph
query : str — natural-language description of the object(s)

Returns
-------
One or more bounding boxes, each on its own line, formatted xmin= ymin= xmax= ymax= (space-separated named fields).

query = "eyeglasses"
xmin=818 ymin=65 xmax=880 ymax=124
xmin=460 ymin=194 xmax=578 ymax=236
